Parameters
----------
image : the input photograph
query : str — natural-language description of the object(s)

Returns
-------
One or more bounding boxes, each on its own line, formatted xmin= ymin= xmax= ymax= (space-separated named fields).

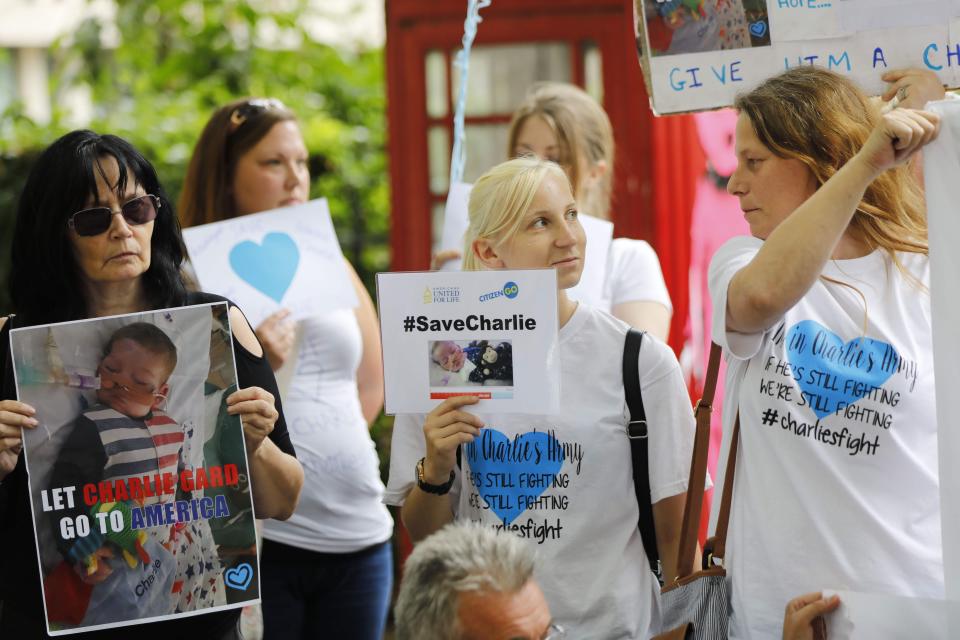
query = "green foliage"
xmin=0 ymin=0 xmax=389 ymax=312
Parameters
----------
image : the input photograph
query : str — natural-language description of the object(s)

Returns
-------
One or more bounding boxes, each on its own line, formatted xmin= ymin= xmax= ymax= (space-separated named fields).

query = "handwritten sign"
xmin=635 ymin=0 xmax=960 ymax=114
xmin=182 ymin=199 xmax=358 ymax=328
xmin=376 ymin=269 xmax=560 ymax=414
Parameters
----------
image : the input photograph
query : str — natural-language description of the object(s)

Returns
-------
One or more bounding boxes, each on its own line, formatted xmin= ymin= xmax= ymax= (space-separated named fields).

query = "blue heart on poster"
xmin=786 ymin=320 xmax=897 ymax=420
xmin=229 ymin=232 xmax=300 ymax=303
xmin=466 ymin=429 xmax=565 ymax=525
xmin=749 ymin=20 xmax=768 ymax=38
xmin=224 ymin=563 xmax=253 ymax=590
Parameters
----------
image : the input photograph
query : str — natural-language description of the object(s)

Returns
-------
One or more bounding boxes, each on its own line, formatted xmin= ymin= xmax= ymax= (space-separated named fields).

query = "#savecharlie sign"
xmin=182 ymin=199 xmax=358 ymax=328
xmin=377 ymin=270 xmax=560 ymax=415
xmin=635 ymin=0 xmax=960 ymax=114
xmin=10 ymin=303 xmax=259 ymax=635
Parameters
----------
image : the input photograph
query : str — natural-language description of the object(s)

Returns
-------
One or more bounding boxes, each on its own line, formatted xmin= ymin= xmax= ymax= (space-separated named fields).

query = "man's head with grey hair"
xmin=394 ymin=522 xmax=554 ymax=640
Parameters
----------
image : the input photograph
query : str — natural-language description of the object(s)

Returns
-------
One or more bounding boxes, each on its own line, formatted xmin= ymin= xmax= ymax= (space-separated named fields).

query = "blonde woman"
xmin=710 ymin=66 xmax=942 ymax=638
xmin=387 ymin=157 xmax=695 ymax=638
xmin=437 ymin=82 xmax=673 ymax=340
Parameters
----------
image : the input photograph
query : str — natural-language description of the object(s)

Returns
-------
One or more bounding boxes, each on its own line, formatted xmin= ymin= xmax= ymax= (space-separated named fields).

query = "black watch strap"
xmin=416 ymin=457 xmax=455 ymax=495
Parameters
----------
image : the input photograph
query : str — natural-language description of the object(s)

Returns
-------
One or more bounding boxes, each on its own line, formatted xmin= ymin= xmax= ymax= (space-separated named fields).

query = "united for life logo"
xmin=423 ymin=286 xmax=462 ymax=304
xmin=479 ymin=281 xmax=519 ymax=303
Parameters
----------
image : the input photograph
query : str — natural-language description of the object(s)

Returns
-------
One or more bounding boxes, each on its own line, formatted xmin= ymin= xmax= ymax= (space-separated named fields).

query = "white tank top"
xmin=262 ymin=308 xmax=393 ymax=552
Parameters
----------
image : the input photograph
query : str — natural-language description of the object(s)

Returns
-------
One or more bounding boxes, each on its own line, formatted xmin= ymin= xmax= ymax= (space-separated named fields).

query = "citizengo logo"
xmin=479 ymin=281 xmax=519 ymax=302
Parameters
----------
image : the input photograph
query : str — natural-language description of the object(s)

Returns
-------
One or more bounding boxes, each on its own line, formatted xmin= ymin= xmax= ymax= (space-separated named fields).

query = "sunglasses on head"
xmin=67 ymin=194 xmax=160 ymax=237
xmin=229 ymin=98 xmax=287 ymax=133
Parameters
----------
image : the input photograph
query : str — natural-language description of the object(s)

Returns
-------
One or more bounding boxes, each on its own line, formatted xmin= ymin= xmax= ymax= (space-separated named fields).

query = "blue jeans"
xmin=260 ymin=539 xmax=393 ymax=640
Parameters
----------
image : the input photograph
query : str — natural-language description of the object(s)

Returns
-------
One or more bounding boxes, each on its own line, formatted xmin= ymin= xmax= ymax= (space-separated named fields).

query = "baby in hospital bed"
xmin=47 ymin=322 xmax=222 ymax=624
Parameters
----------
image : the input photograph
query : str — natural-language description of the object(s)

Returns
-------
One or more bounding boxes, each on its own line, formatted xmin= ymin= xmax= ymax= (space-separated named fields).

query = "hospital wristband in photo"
xmin=416 ymin=457 xmax=455 ymax=495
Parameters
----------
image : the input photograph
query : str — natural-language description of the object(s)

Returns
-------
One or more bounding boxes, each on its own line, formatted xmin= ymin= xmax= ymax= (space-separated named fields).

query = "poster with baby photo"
xmin=9 ymin=303 xmax=259 ymax=635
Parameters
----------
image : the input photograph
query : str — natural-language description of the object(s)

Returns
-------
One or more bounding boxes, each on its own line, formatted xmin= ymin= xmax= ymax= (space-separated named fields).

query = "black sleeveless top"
xmin=0 ymin=292 xmax=296 ymax=639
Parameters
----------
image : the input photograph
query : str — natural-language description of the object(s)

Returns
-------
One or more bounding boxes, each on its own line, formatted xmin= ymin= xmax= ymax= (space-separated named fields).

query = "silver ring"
xmin=897 ymin=86 xmax=909 ymax=102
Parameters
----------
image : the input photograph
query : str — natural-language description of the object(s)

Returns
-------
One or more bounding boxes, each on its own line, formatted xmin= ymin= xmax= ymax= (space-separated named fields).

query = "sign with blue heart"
xmin=182 ymin=199 xmax=358 ymax=328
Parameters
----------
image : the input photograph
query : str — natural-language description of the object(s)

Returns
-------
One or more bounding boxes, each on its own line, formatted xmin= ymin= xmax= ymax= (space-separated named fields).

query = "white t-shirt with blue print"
xmin=386 ymin=304 xmax=695 ymax=639
xmin=708 ymin=236 xmax=944 ymax=640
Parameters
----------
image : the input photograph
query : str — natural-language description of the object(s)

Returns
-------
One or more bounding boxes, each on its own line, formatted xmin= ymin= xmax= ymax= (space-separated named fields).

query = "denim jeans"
xmin=260 ymin=539 xmax=393 ymax=640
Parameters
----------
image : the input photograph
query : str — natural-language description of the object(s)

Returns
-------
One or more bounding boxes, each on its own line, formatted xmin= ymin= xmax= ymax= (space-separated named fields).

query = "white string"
xmin=449 ymin=0 xmax=492 ymax=185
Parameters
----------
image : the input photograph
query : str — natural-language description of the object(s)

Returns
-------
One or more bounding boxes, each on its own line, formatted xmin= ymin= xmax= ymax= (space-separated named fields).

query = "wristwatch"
xmin=416 ymin=457 xmax=455 ymax=495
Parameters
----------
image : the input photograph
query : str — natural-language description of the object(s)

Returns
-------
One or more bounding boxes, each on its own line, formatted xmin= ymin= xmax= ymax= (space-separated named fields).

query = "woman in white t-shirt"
xmin=387 ymin=157 xmax=695 ymax=638
xmin=709 ymin=66 xmax=942 ymax=638
xmin=179 ymin=99 xmax=394 ymax=640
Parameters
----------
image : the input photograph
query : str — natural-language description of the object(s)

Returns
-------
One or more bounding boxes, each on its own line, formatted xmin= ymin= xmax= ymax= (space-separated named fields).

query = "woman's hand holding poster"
xmin=10 ymin=303 xmax=259 ymax=635
xmin=376 ymin=269 xmax=560 ymax=415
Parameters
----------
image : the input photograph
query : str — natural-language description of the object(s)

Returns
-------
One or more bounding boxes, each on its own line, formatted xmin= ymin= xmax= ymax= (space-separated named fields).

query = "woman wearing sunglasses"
xmin=178 ymin=99 xmax=393 ymax=640
xmin=0 ymin=129 xmax=304 ymax=639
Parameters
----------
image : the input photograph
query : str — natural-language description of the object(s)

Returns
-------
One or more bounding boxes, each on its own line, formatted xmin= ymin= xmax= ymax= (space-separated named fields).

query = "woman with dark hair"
xmin=179 ymin=100 xmax=393 ymax=640
xmin=0 ymin=129 xmax=304 ymax=639
xmin=710 ymin=66 xmax=942 ymax=638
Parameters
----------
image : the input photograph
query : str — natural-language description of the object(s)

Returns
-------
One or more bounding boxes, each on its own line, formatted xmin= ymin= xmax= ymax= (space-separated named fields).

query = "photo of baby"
xmin=428 ymin=339 xmax=514 ymax=389
xmin=639 ymin=0 xmax=771 ymax=57
xmin=10 ymin=303 xmax=257 ymax=634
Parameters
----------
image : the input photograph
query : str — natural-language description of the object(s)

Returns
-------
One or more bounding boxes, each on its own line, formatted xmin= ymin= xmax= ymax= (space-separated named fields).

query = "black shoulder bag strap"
xmin=624 ymin=328 xmax=661 ymax=580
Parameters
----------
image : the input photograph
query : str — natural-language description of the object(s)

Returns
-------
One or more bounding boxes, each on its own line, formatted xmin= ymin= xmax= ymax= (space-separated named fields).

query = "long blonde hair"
xmin=463 ymin=157 xmax=570 ymax=271
xmin=507 ymin=82 xmax=614 ymax=219
xmin=735 ymin=67 xmax=927 ymax=267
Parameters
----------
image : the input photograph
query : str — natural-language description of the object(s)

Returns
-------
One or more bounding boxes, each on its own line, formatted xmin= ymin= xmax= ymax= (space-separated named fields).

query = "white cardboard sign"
xmin=182 ymin=199 xmax=358 ymax=328
xmin=634 ymin=0 xmax=960 ymax=114
xmin=926 ymin=98 xmax=960 ymax=610
xmin=565 ymin=214 xmax=614 ymax=309
xmin=376 ymin=269 xmax=560 ymax=415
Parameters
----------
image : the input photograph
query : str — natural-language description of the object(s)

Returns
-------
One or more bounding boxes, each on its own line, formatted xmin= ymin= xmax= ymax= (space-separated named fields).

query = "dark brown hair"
xmin=178 ymin=98 xmax=296 ymax=228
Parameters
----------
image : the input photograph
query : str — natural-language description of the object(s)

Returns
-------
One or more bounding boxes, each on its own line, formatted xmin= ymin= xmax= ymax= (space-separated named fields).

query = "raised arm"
xmin=726 ymin=109 xmax=939 ymax=334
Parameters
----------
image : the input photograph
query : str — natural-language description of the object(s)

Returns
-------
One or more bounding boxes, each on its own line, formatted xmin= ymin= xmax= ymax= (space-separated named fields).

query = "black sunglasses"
xmin=67 ymin=194 xmax=161 ymax=237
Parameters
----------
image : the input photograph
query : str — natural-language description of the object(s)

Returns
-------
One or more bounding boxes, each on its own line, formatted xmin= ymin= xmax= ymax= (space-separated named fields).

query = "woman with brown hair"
xmin=710 ymin=65 xmax=942 ymax=638
xmin=179 ymin=99 xmax=393 ymax=640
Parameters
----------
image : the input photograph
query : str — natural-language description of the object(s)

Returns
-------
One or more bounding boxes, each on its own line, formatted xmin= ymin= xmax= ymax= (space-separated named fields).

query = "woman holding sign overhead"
xmin=0 ymin=130 xmax=302 ymax=638
xmin=386 ymin=156 xmax=696 ymax=638
xmin=179 ymin=99 xmax=394 ymax=640
xmin=709 ymin=66 xmax=943 ymax=638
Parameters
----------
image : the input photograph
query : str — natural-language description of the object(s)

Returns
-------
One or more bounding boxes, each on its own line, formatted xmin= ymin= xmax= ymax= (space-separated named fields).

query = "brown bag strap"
xmin=675 ymin=343 xmax=722 ymax=579
xmin=710 ymin=412 xmax=739 ymax=561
